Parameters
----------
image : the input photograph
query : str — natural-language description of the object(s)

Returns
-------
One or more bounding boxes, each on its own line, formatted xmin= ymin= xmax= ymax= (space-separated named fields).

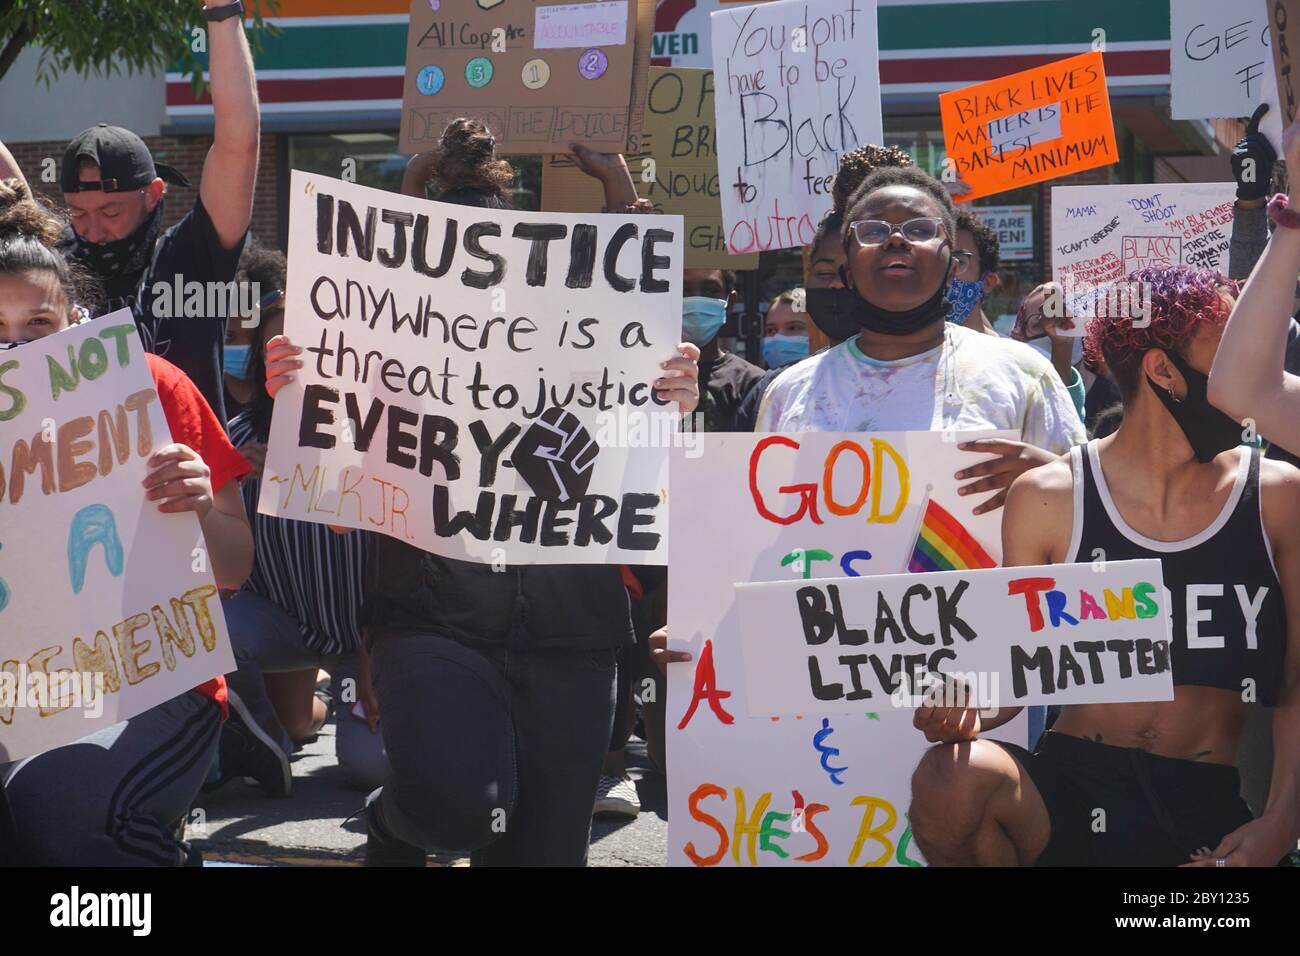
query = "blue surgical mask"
xmin=682 ymin=296 xmax=728 ymax=346
xmin=224 ymin=344 xmax=253 ymax=381
xmin=762 ymin=333 xmax=810 ymax=369
xmin=945 ymin=277 xmax=985 ymax=324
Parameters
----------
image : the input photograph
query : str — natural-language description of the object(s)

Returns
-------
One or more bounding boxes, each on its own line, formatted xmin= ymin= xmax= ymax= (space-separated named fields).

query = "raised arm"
xmin=0 ymin=140 xmax=29 ymax=192
xmin=198 ymin=0 xmax=260 ymax=249
xmin=1208 ymin=119 xmax=1300 ymax=448
xmin=1227 ymin=104 xmax=1275 ymax=282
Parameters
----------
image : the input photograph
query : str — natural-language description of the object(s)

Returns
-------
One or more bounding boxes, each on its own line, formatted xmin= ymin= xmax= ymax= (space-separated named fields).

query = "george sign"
xmin=1171 ymin=0 xmax=1273 ymax=121
xmin=710 ymin=0 xmax=884 ymax=254
xmin=939 ymin=51 xmax=1118 ymax=203
xmin=667 ymin=429 xmax=1031 ymax=867
xmin=735 ymin=559 xmax=1174 ymax=715
xmin=399 ymin=0 xmax=641 ymax=155
xmin=259 ymin=172 xmax=685 ymax=565
xmin=0 ymin=314 xmax=236 ymax=762
xmin=967 ymin=204 xmax=1033 ymax=262
xmin=1050 ymin=182 xmax=1236 ymax=323
xmin=542 ymin=66 xmax=761 ymax=268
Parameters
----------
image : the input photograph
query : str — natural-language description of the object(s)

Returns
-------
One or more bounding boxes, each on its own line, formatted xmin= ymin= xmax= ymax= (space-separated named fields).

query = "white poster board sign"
xmin=711 ymin=0 xmax=883 ymax=255
xmin=968 ymin=205 xmax=1034 ymax=262
xmin=1050 ymin=182 xmax=1237 ymax=324
xmin=666 ymin=430 xmax=1029 ymax=867
xmin=0 ymin=313 xmax=236 ymax=762
xmin=260 ymin=171 xmax=685 ymax=565
xmin=1171 ymin=0 xmax=1272 ymax=121
xmin=735 ymin=559 xmax=1174 ymax=715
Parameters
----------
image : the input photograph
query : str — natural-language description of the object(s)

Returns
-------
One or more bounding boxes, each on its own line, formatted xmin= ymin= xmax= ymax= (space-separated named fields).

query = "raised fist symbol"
xmin=512 ymin=406 xmax=599 ymax=502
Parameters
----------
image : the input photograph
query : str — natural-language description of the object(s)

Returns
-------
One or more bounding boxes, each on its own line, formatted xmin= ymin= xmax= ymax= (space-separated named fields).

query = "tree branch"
xmin=0 ymin=23 xmax=35 ymax=85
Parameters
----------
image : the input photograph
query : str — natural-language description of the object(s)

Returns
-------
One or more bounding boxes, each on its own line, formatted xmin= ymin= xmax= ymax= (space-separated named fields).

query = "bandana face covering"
xmin=945 ymin=277 xmax=985 ymax=324
xmin=1147 ymin=348 xmax=1246 ymax=463
xmin=61 ymin=198 xmax=165 ymax=304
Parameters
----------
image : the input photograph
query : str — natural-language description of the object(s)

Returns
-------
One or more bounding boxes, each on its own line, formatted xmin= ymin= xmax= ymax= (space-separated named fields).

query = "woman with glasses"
xmin=756 ymin=165 xmax=1084 ymax=516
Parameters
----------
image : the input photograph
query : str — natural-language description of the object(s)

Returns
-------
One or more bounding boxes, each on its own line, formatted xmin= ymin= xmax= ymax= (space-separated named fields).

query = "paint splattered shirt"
xmin=755 ymin=323 xmax=1085 ymax=454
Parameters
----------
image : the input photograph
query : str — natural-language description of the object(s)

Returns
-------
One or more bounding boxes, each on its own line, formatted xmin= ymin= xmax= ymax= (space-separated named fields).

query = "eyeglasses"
xmin=848 ymin=217 xmax=946 ymax=246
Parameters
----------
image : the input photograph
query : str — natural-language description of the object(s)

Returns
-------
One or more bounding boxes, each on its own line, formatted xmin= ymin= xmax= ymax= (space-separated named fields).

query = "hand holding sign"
xmin=513 ymin=407 xmax=600 ymax=502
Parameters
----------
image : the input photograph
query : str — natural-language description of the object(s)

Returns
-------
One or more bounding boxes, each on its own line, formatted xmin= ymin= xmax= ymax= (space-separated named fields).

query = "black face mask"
xmin=1147 ymin=349 xmax=1245 ymax=463
xmin=804 ymin=287 xmax=863 ymax=342
xmin=841 ymin=246 xmax=954 ymax=336
xmin=60 ymin=198 xmax=165 ymax=300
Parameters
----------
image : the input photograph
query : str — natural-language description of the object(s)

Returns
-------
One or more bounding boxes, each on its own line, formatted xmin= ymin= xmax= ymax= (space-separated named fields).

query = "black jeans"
xmin=369 ymin=629 xmax=617 ymax=866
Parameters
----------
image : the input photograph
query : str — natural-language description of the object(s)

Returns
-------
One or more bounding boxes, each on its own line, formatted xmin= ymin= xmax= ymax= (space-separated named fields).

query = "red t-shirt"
xmin=147 ymin=354 xmax=250 ymax=719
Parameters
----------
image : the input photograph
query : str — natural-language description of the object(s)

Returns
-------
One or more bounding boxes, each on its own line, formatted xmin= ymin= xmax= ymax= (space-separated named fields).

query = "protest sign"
xmin=735 ymin=559 xmax=1174 ymax=716
xmin=667 ymin=429 xmax=1029 ymax=867
xmin=1267 ymin=0 xmax=1300 ymax=126
xmin=939 ymin=51 xmax=1117 ymax=203
xmin=542 ymin=66 xmax=760 ymax=268
xmin=967 ymin=205 xmax=1033 ymax=262
xmin=0 ymin=313 xmax=236 ymax=763
xmin=399 ymin=0 xmax=642 ymax=155
xmin=1050 ymin=182 xmax=1236 ymax=323
xmin=258 ymin=171 xmax=684 ymax=565
xmin=1171 ymin=0 xmax=1272 ymax=121
xmin=710 ymin=0 xmax=883 ymax=255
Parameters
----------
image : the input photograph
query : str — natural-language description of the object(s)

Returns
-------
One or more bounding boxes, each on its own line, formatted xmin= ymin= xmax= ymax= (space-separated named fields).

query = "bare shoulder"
xmin=1007 ymin=453 xmax=1075 ymax=505
xmin=1259 ymin=455 xmax=1300 ymax=545
xmin=1003 ymin=453 xmax=1076 ymax=565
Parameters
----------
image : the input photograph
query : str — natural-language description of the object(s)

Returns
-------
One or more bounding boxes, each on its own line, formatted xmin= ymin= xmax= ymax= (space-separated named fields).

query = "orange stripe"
xmin=267 ymin=0 xmax=410 ymax=18
xmin=924 ymin=500 xmax=994 ymax=567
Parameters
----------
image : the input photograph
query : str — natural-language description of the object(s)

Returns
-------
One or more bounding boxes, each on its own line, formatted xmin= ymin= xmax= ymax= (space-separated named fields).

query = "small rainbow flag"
xmin=908 ymin=498 xmax=996 ymax=573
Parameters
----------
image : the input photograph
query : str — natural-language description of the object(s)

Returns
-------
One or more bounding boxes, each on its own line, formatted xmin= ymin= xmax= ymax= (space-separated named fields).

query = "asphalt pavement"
xmin=191 ymin=718 xmax=668 ymax=867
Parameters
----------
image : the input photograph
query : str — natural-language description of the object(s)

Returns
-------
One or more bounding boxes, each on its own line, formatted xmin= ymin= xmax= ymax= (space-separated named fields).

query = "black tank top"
xmin=1069 ymin=441 xmax=1285 ymax=706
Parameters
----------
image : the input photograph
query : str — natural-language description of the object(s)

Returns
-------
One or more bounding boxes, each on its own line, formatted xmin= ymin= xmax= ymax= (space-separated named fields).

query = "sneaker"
xmin=593 ymin=774 xmax=641 ymax=818
xmin=207 ymin=690 xmax=291 ymax=798
xmin=363 ymin=788 xmax=427 ymax=867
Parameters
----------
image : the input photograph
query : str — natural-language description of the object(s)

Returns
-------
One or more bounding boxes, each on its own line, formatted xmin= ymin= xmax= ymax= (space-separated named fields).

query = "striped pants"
xmin=2 ymin=690 xmax=220 ymax=866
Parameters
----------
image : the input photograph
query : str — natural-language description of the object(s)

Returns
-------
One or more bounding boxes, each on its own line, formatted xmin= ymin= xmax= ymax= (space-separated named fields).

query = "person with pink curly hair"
xmin=907 ymin=263 xmax=1300 ymax=868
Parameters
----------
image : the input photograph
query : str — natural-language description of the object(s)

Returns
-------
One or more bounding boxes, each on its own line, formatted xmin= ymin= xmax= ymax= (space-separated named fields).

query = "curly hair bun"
xmin=0 ymin=178 xmax=63 ymax=246
xmin=431 ymin=118 xmax=515 ymax=195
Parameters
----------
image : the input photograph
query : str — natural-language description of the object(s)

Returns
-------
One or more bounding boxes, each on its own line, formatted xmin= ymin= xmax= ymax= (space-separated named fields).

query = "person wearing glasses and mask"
xmin=757 ymin=166 xmax=1084 ymax=514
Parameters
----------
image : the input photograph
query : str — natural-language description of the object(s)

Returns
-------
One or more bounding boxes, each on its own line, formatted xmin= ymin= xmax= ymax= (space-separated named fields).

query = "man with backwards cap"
xmin=1 ymin=0 xmax=260 ymax=428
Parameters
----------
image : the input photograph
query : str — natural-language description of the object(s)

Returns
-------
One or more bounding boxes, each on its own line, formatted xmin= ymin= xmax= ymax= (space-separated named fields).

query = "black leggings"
xmin=369 ymin=630 xmax=617 ymax=866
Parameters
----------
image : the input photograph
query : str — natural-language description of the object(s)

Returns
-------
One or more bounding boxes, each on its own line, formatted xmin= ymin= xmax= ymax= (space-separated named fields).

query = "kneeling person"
xmin=909 ymin=265 xmax=1300 ymax=867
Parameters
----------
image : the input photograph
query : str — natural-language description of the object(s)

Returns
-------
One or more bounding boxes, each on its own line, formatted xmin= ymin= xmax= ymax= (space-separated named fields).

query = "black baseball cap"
xmin=61 ymin=124 xmax=192 ymax=194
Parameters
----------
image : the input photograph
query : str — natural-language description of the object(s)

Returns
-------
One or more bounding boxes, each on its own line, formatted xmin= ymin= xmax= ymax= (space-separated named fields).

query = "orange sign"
xmin=939 ymin=51 xmax=1118 ymax=203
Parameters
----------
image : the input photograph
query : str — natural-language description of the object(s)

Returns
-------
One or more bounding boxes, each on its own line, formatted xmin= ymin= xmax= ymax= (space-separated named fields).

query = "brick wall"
xmin=8 ymin=133 xmax=283 ymax=251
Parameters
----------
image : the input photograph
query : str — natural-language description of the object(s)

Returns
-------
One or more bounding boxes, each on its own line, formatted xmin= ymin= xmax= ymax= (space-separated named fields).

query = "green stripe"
xmin=171 ymin=3 xmax=1170 ymax=74
xmin=877 ymin=1 xmax=1170 ymax=50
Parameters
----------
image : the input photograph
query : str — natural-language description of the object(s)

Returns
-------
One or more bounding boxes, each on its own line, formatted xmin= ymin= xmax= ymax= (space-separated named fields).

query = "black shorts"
xmin=990 ymin=731 xmax=1253 ymax=867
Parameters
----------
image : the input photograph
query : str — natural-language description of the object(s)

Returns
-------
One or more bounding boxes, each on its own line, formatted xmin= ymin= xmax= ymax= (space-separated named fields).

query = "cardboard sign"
xmin=667 ymin=430 xmax=1031 ymax=867
xmin=940 ymin=51 xmax=1118 ymax=203
xmin=542 ymin=67 xmax=761 ymax=268
xmin=735 ymin=560 xmax=1174 ymax=715
xmin=1171 ymin=0 xmax=1273 ymax=121
xmin=1051 ymin=182 xmax=1236 ymax=323
xmin=258 ymin=172 xmax=684 ymax=565
xmin=1267 ymin=0 xmax=1300 ymax=126
xmin=710 ymin=0 xmax=884 ymax=254
xmin=399 ymin=0 xmax=639 ymax=155
xmin=967 ymin=204 xmax=1033 ymax=262
xmin=0 ymin=314 xmax=236 ymax=763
